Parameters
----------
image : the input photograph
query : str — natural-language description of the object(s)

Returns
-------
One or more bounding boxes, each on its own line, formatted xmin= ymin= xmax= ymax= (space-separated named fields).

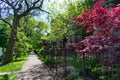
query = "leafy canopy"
xmin=73 ymin=0 xmax=120 ymax=55
xmin=0 ymin=21 xmax=9 ymax=48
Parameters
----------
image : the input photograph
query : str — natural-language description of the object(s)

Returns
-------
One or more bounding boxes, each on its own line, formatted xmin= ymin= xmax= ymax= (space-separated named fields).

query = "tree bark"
xmin=1 ymin=0 xmax=44 ymax=64
xmin=3 ymin=17 xmax=19 ymax=64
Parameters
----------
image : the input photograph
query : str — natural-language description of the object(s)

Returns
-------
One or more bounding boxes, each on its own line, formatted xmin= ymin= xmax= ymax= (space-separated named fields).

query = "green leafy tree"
xmin=14 ymin=30 xmax=32 ymax=59
xmin=47 ymin=0 xmax=93 ymax=42
xmin=0 ymin=21 xmax=9 ymax=52
xmin=47 ymin=14 xmax=68 ymax=41
xmin=31 ymin=21 xmax=48 ymax=51
xmin=0 ymin=0 xmax=46 ymax=64
xmin=66 ymin=0 xmax=93 ymax=42
xmin=19 ymin=17 xmax=48 ymax=54
xmin=14 ymin=17 xmax=39 ymax=58
xmin=20 ymin=17 xmax=39 ymax=37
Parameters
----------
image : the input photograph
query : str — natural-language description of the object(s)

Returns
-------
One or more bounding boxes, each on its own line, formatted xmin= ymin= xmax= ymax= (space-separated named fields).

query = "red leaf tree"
xmin=73 ymin=0 xmax=120 ymax=63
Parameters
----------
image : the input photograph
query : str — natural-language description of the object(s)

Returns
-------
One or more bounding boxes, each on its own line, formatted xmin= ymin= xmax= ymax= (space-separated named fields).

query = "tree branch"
xmin=39 ymin=8 xmax=50 ymax=13
xmin=25 ymin=0 xmax=29 ymax=9
xmin=14 ymin=0 xmax=19 ymax=7
xmin=18 ymin=0 xmax=46 ymax=18
xmin=39 ymin=0 xmax=44 ymax=9
xmin=0 ymin=8 xmax=12 ymax=27
xmin=33 ymin=0 xmax=40 ymax=7
xmin=3 ymin=0 xmax=16 ymax=11
xmin=0 ymin=18 xmax=12 ymax=27
xmin=16 ymin=1 xmax=23 ymax=12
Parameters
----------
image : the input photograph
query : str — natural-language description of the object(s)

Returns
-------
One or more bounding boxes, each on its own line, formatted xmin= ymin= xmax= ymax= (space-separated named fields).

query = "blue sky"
xmin=34 ymin=0 xmax=66 ymax=22
xmin=34 ymin=0 xmax=77 ymax=22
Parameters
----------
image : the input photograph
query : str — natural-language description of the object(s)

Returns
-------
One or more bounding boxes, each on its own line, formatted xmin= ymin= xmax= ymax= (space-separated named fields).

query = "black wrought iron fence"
xmin=42 ymin=40 xmax=120 ymax=80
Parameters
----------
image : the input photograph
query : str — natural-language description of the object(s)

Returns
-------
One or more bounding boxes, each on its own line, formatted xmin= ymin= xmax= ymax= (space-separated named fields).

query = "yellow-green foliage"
xmin=15 ymin=31 xmax=32 ymax=53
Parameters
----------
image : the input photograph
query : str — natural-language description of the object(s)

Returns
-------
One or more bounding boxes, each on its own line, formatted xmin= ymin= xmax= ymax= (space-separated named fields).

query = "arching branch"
xmin=0 ymin=8 xmax=12 ymax=27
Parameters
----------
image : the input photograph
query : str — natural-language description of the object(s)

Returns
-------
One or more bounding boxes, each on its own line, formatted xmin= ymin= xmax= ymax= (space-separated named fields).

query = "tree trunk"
xmin=3 ymin=17 xmax=19 ymax=64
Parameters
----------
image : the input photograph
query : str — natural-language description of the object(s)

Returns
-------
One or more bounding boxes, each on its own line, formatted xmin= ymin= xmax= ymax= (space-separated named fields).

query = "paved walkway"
xmin=17 ymin=52 xmax=53 ymax=80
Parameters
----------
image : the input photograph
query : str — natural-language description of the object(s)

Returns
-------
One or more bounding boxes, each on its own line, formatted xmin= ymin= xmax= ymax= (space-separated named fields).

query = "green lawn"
xmin=0 ymin=74 xmax=17 ymax=80
xmin=0 ymin=55 xmax=28 ymax=72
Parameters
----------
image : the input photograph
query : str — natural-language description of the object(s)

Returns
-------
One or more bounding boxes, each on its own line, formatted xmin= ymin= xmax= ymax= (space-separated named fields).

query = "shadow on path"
xmin=17 ymin=51 xmax=53 ymax=80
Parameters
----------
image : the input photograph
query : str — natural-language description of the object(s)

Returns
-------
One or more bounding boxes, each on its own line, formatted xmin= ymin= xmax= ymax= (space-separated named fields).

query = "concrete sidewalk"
xmin=17 ymin=52 xmax=53 ymax=80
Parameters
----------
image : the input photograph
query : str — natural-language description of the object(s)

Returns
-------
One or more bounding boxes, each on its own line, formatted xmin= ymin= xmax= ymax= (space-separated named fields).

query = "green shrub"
xmin=43 ymin=56 xmax=51 ymax=65
xmin=0 ymin=74 xmax=17 ymax=80
xmin=64 ymin=69 xmax=83 ymax=80
xmin=67 ymin=55 xmax=100 ymax=79
xmin=2 ymin=74 xmax=9 ymax=80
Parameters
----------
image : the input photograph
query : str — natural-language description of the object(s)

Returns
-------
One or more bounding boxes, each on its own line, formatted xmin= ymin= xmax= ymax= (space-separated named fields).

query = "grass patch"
xmin=0 ymin=74 xmax=17 ymax=80
xmin=0 ymin=55 xmax=28 ymax=72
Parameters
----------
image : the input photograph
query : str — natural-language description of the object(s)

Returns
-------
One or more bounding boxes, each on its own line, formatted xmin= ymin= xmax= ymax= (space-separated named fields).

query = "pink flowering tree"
xmin=72 ymin=0 xmax=120 ymax=64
